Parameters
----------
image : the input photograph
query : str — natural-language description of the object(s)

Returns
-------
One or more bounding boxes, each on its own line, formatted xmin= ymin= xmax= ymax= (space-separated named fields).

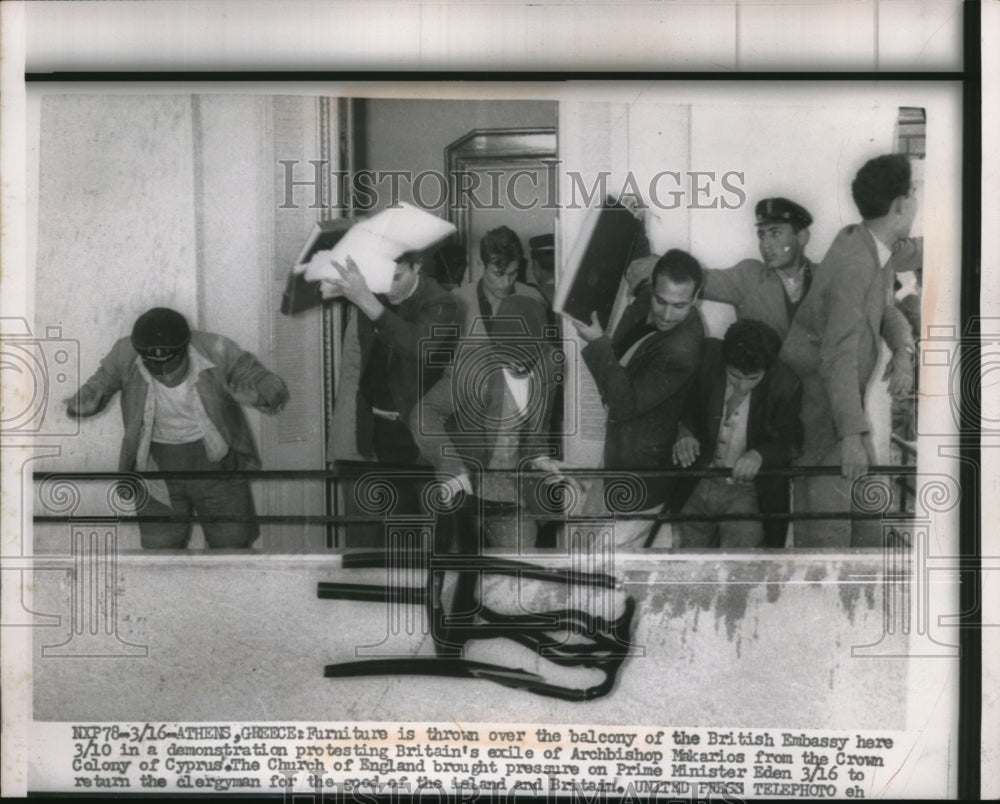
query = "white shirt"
xmin=867 ymin=226 xmax=894 ymax=268
xmin=711 ymin=380 xmax=751 ymax=471
xmin=135 ymin=346 xmax=228 ymax=468
xmin=501 ymin=369 xmax=531 ymax=415
xmin=775 ymin=263 xmax=808 ymax=304
xmin=150 ymin=378 xmax=205 ymax=444
xmin=866 ymin=225 xmax=898 ymax=308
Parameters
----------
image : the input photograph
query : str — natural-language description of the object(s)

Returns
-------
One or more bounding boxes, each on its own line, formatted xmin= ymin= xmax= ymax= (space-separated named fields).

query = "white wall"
xmin=30 ymin=93 xmax=328 ymax=551
xmin=34 ymin=95 xmax=201 ymax=472
xmin=687 ymin=103 xmax=896 ymax=272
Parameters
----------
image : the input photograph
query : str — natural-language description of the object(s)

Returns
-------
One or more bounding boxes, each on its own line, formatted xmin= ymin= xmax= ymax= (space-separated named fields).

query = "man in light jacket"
xmin=67 ymin=307 xmax=289 ymax=549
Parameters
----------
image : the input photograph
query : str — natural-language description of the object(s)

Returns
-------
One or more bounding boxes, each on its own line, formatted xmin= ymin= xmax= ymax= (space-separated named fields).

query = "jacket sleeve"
xmin=408 ymin=369 xmax=468 ymax=478
xmin=372 ymin=294 xmax=459 ymax=360
xmin=207 ymin=334 xmax=290 ymax=414
xmin=700 ymin=261 xmax=752 ymax=306
xmin=818 ymin=239 xmax=875 ymax=439
xmin=753 ymin=365 xmax=803 ymax=467
xmin=677 ymin=341 xmax=715 ymax=446
xmin=75 ymin=337 xmax=133 ymax=416
xmin=880 ymin=302 xmax=915 ymax=352
xmin=887 ymin=236 xmax=922 ymax=273
xmin=582 ymin=333 xmax=699 ymax=422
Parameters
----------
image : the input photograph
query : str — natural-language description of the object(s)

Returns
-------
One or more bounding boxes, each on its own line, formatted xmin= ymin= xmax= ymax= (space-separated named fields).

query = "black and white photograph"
xmin=0 ymin=1 xmax=991 ymax=801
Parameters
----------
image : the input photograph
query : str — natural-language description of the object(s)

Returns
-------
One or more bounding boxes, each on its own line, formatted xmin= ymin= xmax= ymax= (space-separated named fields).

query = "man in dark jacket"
xmin=571 ymin=249 xmax=705 ymax=548
xmin=322 ymin=254 xmax=459 ymax=466
xmin=321 ymin=254 xmax=458 ymax=538
xmin=672 ymin=319 xmax=802 ymax=548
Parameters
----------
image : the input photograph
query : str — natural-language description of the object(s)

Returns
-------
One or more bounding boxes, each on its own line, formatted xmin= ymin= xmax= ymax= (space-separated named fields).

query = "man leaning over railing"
xmin=671 ymin=319 xmax=803 ymax=549
xmin=65 ymin=307 xmax=289 ymax=550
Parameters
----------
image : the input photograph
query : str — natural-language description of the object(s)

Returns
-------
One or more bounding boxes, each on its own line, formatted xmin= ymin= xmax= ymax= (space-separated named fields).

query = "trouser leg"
xmin=481 ymin=498 xmax=536 ymax=552
xmin=140 ymin=441 xmax=203 ymax=549
xmin=153 ymin=441 xmax=258 ymax=549
xmin=793 ymin=437 xmax=883 ymax=548
xmin=717 ymin=482 xmax=765 ymax=548
xmin=372 ymin=417 xmax=425 ymax=516
xmin=677 ymin=480 xmax=719 ymax=548
xmin=191 ymin=466 xmax=259 ymax=550
xmin=342 ymin=417 xmax=430 ymax=549
xmin=792 ymin=472 xmax=852 ymax=548
xmin=137 ymin=484 xmax=193 ymax=549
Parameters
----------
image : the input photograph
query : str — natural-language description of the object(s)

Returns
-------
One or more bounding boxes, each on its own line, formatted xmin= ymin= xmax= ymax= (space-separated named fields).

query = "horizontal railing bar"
xmin=33 ymin=465 xmax=920 ymax=481
xmin=34 ymin=511 xmax=917 ymax=525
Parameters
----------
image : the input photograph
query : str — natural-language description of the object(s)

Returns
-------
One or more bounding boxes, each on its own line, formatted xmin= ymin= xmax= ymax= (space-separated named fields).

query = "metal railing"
xmin=33 ymin=463 xmax=919 ymax=530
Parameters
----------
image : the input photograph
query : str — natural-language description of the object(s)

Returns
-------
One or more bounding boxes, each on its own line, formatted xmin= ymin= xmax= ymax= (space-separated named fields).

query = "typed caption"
xmin=38 ymin=721 xmax=915 ymax=799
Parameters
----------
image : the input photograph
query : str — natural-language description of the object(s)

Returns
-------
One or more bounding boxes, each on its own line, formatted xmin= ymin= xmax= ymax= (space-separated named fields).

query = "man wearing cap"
xmin=66 ymin=308 xmax=289 ymax=549
xmin=781 ymin=154 xmax=922 ymax=547
xmin=411 ymin=294 xmax=561 ymax=551
xmin=699 ymin=197 xmax=916 ymax=383
xmin=629 ymin=197 xmax=915 ymax=356
xmin=699 ymin=198 xmax=817 ymax=339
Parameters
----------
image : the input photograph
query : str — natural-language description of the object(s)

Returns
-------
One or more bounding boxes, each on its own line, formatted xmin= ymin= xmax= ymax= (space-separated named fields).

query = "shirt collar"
xmin=864 ymin=224 xmax=894 ymax=268
xmin=501 ymin=368 xmax=532 ymax=414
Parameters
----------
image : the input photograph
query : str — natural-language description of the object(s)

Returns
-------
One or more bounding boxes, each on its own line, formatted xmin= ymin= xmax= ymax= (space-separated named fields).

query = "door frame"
xmin=445 ymin=127 xmax=557 ymax=283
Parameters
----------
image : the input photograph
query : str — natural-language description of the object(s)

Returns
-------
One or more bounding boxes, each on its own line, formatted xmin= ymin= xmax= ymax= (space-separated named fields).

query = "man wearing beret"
xmin=780 ymin=154 xmax=921 ymax=547
xmin=66 ymin=308 xmax=289 ymax=549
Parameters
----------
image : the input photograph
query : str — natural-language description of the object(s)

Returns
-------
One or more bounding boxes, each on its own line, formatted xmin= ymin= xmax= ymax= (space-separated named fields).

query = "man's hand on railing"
xmin=672 ymin=435 xmax=701 ymax=468
xmin=840 ymin=433 xmax=873 ymax=482
xmin=731 ymin=450 xmax=763 ymax=483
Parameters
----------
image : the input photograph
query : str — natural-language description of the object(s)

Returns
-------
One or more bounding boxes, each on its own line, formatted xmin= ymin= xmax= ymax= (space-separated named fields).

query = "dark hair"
xmin=651 ymin=249 xmax=702 ymax=293
xmin=480 ymin=226 xmax=524 ymax=269
xmin=851 ymin=154 xmax=912 ymax=220
xmin=721 ymin=319 xmax=782 ymax=375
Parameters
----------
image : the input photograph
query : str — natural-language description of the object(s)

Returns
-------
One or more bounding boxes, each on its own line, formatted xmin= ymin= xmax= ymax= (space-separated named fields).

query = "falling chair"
xmin=318 ymin=550 xmax=638 ymax=702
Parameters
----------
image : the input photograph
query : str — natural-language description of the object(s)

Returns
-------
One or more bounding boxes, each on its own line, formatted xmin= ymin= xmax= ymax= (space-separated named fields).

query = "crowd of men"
xmin=571 ymin=152 xmax=919 ymax=549
xmin=68 ymin=152 xmax=920 ymax=552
